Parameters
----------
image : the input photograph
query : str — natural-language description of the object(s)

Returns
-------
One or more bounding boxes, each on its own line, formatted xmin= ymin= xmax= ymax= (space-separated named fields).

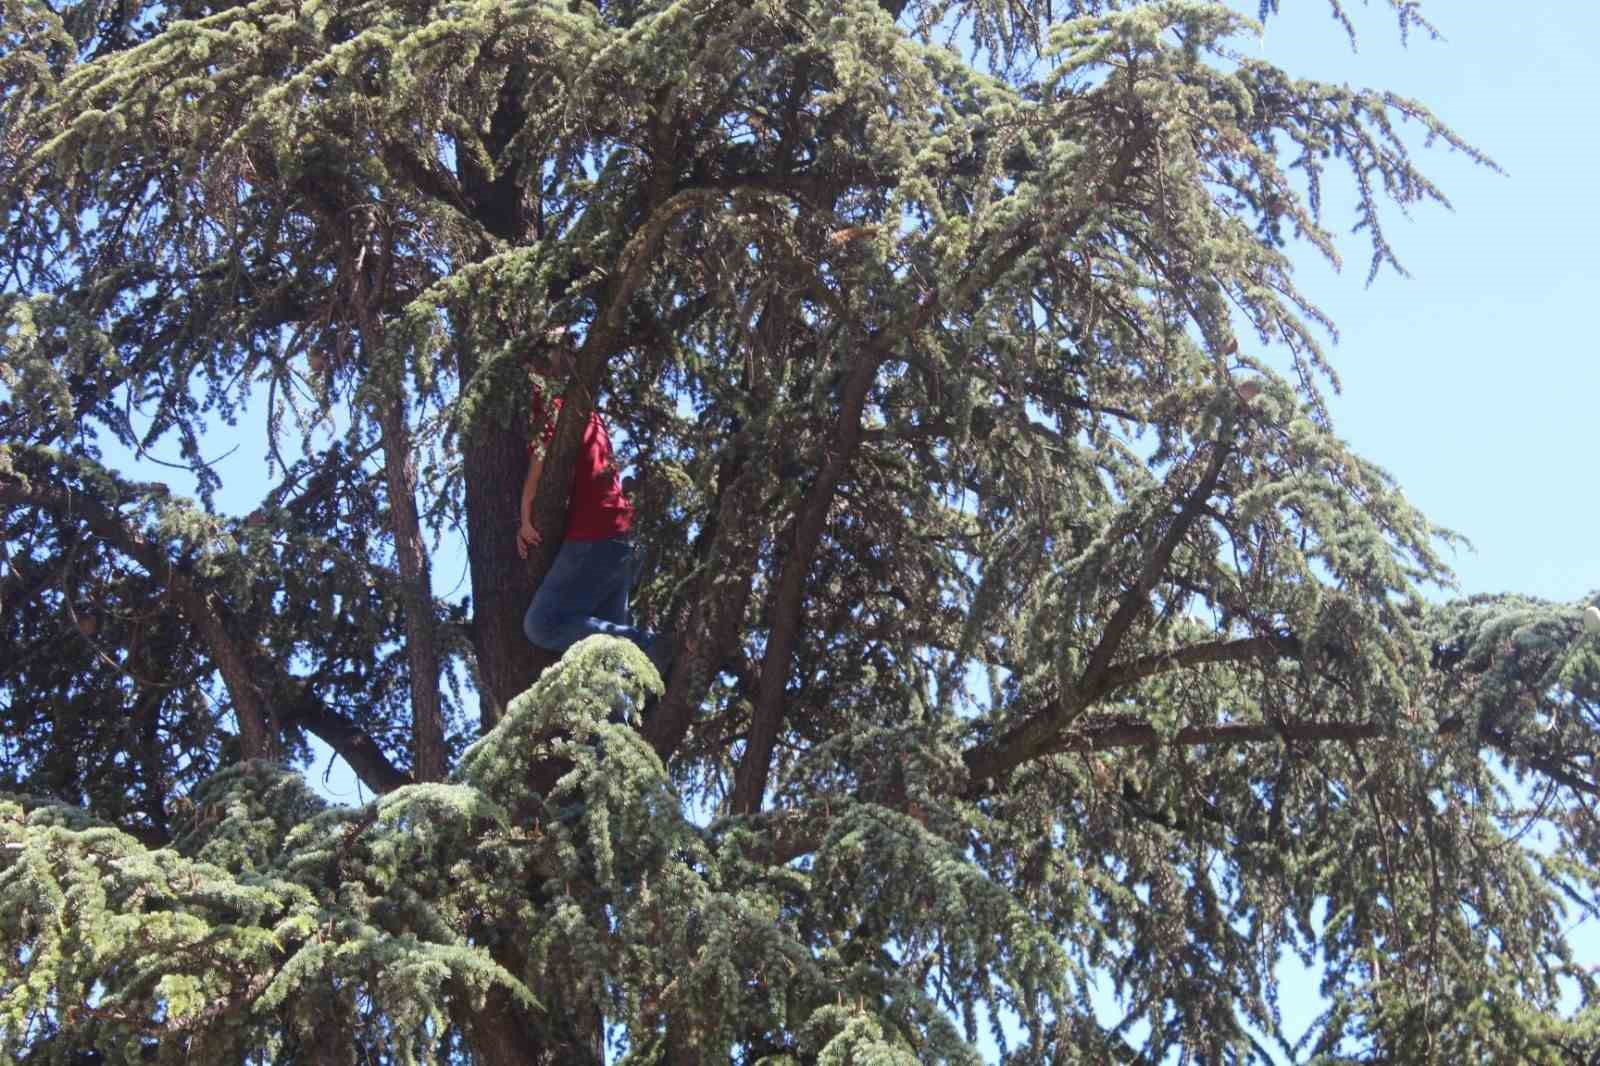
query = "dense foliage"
xmin=3 ymin=0 xmax=1598 ymax=1062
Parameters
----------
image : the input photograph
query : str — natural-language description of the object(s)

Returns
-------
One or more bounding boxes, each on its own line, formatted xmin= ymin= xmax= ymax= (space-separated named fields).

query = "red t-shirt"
xmin=530 ymin=394 xmax=634 ymax=541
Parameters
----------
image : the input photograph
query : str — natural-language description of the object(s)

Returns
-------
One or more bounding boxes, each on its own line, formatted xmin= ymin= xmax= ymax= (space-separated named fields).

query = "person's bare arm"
xmin=516 ymin=450 xmax=543 ymax=559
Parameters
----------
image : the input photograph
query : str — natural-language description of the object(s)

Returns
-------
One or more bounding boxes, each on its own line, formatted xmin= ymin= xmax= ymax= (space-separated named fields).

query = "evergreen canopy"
xmin=2 ymin=0 xmax=1598 ymax=1061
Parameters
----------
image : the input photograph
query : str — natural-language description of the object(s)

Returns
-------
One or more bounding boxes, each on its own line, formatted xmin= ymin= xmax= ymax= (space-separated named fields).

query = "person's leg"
xmin=592 ymin=539 xmax=632 ymax=628
xmin=523 ymin=538 xmax=652 ymax=655
xmin=600 ymin=543 xmax=673 ymax=683
xmin=524 ymin=540 xmax=608 ymax=653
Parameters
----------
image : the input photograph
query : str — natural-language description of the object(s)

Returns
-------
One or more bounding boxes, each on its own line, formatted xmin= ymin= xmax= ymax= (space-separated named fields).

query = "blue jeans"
xmin=523 ymin=537 xmax=654 ymax=656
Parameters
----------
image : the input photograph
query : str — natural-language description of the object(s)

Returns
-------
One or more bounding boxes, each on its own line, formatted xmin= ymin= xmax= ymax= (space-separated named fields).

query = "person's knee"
xmin=523 ymin=598 xmax=564 ymax=651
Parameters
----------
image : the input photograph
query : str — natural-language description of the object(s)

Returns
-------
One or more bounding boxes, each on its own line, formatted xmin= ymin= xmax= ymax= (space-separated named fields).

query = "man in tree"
xmin=516 ymin=343 xmax=669 ymax=678
xmin=6 ymin=1 xmax=1600 ymax=1063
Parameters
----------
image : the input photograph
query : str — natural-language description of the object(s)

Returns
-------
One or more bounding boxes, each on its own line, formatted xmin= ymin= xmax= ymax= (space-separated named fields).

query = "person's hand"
xmin=516 ymin=520 xmax=541 ymax=559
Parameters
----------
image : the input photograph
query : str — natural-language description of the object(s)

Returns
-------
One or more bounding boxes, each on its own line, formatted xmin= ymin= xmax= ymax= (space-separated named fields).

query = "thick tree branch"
xmin=967 ymin=643 xmax=1597 ymax=800
xmin=645 ymin=292 xmax=788 ymax=764
xmin=1042 ymin=715 xmax=1393 ymax=756
xmin=367 ymin=344 xmax=447 ymax=783
xmin=964 ymin=438 xmax=1234 ymax=785
xmin=279 ymin=695 xmax=412 ymax=796
xmin=730 ymin=340 xmax=884 ymax=814
xmin=1039 ymin=715 xmax=1598 ymax=801
xmin=1083 ymin=441 xmax=1234 ymax=687
xmin=748 ymin=703 xmax=1594 ymax=869
xmin=1094 ymin=634 xmax=1297 ymax=691
xmin=1479 ymin=725 xmax=1600 ymax=799
xmin=644 ymin=434 xmax=765 ymax=763
xmin=525 ymin=186 xmax=729 ymax=589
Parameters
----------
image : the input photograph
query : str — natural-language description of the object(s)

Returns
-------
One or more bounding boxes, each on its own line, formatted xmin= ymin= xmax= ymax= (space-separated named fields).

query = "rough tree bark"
xmin=455 ymin=341 xmax=550 ymax=728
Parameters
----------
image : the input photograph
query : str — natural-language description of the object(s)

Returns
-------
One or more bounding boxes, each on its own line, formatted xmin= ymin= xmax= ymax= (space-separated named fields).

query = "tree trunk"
xmin=455 ymin=339 xmax=550 ymax=726
xmin=377 ymin=397 xmax=447 ymax=782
